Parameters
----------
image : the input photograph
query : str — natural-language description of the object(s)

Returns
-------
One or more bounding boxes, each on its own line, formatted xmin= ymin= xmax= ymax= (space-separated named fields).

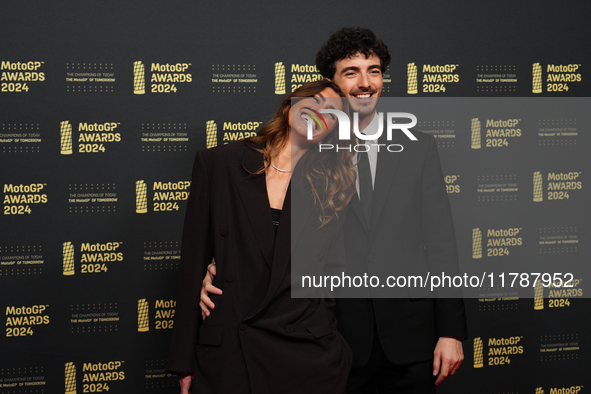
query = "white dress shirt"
xmin=355 ymin=112 xmax=379 ymax=198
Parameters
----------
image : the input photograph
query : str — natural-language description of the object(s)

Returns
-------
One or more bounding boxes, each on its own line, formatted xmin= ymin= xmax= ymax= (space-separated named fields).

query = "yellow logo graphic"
xmin=136 ymin=180 xmax=148 ymax=214
xmin=471 ymin=118 xmax=481 ymax=149
xmin=274 ymin=62 xmax=286 ymax=95
xmin=533 ymin=171 xmax=543 ymax=202
xmin=535 ymin=388 xmax=545 ymax=394
xmin=407 ymin=63 xmax=418 ymax=94
xmin=532 ymin=63 xmax=542 ymax=94
xmin=133 ymin=61 xmax=145 ymax=95
xmin=473 ymin=337 xmax=483 ymax=368
xmin=63 ymin=242 xmax=75 ymax=276
xmin=60 ymin=121 xmax=73 ymax=155
xmin=472 ymin=228 xmax=482 ymax=259
xmin=65 ymin=362 xmax=76 ymax=394
xmin=206 ymin=120 xmax=217 ymax=149
xmin=534 ymin=280 xmax=544 ymax=310
xmin=138 ymin=299 xmax=149 ymax=332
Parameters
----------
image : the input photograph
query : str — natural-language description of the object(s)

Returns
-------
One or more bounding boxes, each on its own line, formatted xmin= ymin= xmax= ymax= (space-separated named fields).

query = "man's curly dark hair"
xmin=316 ymin=27 xmax=391 ymax=79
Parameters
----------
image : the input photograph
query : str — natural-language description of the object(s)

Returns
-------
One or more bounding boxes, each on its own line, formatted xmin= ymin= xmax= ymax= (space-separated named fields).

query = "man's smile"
xmin=351 ymin=90 xmax=377 ymax=100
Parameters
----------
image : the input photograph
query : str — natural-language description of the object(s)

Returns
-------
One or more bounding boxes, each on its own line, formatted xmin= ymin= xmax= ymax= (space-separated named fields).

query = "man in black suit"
xmin=315 ymin=28 xmax=467 ymax=393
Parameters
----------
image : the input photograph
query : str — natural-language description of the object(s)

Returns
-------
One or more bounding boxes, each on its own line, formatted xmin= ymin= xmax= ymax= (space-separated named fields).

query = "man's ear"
xmin=324 ymin=77 xmax=332 ymax=82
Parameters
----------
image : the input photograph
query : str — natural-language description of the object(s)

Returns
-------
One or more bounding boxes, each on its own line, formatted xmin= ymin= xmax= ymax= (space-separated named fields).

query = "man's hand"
xmin=433 ymin=337 xmax=464 ymax=385
xmin=199 ymin=263 xmax=222 ymax=319
xmin=179 ymin=372 xmax=194 ymax=394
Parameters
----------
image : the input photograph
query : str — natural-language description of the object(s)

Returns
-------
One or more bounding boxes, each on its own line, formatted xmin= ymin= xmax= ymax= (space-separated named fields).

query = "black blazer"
xmin=168 ymin=141 xmax=352 ymax=393
xmin=335 ymin=131 xmax=467 ymax=367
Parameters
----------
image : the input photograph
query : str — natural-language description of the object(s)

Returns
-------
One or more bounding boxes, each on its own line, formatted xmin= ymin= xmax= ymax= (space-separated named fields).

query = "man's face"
xmin=331 ymin=52 xmax=383 ymax=117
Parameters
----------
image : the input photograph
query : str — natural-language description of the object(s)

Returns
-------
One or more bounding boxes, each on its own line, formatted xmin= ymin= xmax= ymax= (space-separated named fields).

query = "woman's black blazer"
xmin=167 ymin=141 xmax=352 ymax=393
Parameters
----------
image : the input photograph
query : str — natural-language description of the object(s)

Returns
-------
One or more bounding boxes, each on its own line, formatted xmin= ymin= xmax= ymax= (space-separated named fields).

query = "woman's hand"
xmin=199 ymin=263 xmax=222 ymax=319
xmin=179 ymin=372 xmax=194 ymax=394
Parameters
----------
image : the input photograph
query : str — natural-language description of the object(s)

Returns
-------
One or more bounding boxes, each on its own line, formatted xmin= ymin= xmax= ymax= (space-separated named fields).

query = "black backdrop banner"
xmin=1 ymin=1 xmax=589 ymax=393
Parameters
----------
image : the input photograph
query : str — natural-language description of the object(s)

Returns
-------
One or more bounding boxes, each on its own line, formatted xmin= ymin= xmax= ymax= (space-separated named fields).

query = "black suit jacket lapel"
xmin=349 ymin=190 xmax=370 ymax=233
xmin=370 ymin=132 xmax=402 ymax=232
xmin=289 ymin=166 xmax=315 ymax=255
xmin=236 ymin=146 xmax=275 ymax=269
xmin=243 ymin=179 xmax=294 ymax=321
xmin=242 ymin=162 xmax=316 ymax=321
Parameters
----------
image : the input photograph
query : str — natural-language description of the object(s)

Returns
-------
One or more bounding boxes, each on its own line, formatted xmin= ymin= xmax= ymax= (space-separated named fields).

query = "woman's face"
xmin=289 ymin=87 xmax=343 ymax=146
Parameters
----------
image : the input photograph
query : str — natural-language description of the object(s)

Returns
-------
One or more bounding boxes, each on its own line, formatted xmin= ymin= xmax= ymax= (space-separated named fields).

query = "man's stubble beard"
xmin=349 ymin=98 xmax=378 ymax=118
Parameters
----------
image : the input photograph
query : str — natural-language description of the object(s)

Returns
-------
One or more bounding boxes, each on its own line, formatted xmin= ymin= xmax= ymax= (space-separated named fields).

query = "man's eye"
xmin=313 ymin=97 xmax=320 ymax=103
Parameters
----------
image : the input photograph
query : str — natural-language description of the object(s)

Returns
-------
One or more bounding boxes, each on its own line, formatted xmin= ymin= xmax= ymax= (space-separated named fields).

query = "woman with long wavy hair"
xmin=167 ymin=80 xmax=356 ymax=393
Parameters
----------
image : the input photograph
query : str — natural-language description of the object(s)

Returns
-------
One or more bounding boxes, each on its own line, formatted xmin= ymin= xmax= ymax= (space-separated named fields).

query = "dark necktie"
xmin=358 ymin=150 xmax=373 ymax=227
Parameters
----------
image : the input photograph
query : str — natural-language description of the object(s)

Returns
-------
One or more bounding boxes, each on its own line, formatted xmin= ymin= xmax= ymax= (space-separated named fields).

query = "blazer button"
xmin=219 ymin=227 xmax=229 ymax=236
xmin=285 ymin=324 xmax=294 ymax=333
xmin=225 ymin=274 xmax=235 ymax=283
xmin=239 ymin=323 xmax=248 ymax=331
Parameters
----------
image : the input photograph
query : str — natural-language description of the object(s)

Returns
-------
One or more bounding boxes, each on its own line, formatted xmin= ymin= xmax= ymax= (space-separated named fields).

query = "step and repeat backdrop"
xmin=1 ymin=1 xmax=589 ymax=393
